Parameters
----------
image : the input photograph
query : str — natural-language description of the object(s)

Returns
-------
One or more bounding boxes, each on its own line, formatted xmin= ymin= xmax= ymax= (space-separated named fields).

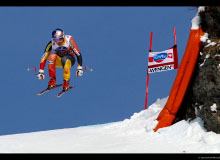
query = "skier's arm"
xmin=40 ymin=41 xmax=52 ymax=71
xmin=69 ymin=37 xmax=82 ymax=67
xmin=69 ymin=36 xmax=83 ymax=76
xmin=76 ymin=52 xmax=83 ymax=67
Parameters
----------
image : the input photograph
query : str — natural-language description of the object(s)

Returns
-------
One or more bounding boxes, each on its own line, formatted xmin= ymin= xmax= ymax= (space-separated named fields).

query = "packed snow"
xmin=191 ymin=6 xmax=205 ymax=30
xmin=0 ymin=97 xmax=220 ymax=153
xmin=200 ymin=32 xmax=217 ymax=48
xmin=200 ymin=33 xmax=209 ymax=42
xmin=210 ymin=103 xmax=217 ymax=112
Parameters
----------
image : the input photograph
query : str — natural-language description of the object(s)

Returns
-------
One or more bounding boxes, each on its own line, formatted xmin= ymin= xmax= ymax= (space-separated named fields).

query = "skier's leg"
xmin=61 ymin=55 xmax=75 ymax=90
xmin=48 ymin=54 xmax=62 ymax=88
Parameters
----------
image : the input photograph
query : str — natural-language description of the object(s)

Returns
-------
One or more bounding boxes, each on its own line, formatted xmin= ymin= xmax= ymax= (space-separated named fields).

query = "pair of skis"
xmin=36 ymin=84 xmax=75 ymax=98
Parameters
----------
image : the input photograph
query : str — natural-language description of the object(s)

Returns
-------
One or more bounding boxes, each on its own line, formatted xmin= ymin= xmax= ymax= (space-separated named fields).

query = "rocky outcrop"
xmin=175 ymin=6 xmax=220 ymax=133
xmin=192 ymin=38 xmax=220 ymax=133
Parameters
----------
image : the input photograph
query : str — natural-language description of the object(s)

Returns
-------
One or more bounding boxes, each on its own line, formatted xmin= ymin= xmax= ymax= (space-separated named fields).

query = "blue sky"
xmin=0 ymin=7 xmax=197 ymax=135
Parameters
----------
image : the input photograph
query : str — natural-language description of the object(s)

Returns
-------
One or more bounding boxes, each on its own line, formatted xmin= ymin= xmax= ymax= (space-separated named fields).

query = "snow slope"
xmin=0 ymin=97 xmax=220 ymax=153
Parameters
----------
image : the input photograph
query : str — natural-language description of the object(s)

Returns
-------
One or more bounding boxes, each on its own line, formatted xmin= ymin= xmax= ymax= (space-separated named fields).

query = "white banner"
xmin=148 ymin=64 xmax=174 ymax=73
xmin=148 ymin=47 xmax=177 ymax=74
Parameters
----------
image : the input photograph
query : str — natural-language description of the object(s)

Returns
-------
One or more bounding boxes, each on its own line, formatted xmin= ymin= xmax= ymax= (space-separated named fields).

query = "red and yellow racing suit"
xmin=40 ymin=35 xmax=82 ymax=81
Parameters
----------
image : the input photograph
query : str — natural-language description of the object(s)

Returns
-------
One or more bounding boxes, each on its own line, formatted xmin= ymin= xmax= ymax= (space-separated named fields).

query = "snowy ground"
xmin=0 ymin=97 xmax=220 ymax=153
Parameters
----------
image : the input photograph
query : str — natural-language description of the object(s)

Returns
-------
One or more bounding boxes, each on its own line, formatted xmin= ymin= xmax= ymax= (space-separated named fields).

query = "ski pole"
xmin=27 ymin=66 xmax=45 ymax=80
xmin=27 ymin=66 xmax=37 ymax=73
xmin=84 ymin=65 xmax=93 ymax=72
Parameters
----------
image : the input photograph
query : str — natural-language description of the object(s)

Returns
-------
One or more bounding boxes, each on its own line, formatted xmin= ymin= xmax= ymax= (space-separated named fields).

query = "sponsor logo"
xmin=149 ymin=52 xmax=173 ymax=63
xmin=73 ymin=48 xmax=80 ymax=55
xmin=148 ymin=65 xmax=174 ymax=73
xmin=46 ymin=43 xmax=52 ymax=52
xmin=153 ymin=53 xmax=168 ymax=63
xmin=48 ymin=61 xmax=54 ymax=64
xmin=41 ymin=52 xmax=47 ymax=59
xmin=56 ymin=46 xmax=67 ymax=51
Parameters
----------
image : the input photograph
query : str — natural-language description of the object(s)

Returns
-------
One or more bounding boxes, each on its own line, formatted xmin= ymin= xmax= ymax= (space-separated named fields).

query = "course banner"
xmin=148 ymin=46 xmax=178 ymax=74
xmin=148 ymin=64 xmax=174 ymax=73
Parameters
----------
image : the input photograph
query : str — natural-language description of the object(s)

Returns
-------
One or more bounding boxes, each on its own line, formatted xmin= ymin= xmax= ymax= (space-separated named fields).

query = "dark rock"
xmin=175 ymin=6 xmax=220 ymax=134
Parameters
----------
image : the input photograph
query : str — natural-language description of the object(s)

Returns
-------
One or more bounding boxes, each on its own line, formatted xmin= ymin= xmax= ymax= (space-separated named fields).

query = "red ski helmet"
xmin=52 ymin=28 xmax=64 ymax=43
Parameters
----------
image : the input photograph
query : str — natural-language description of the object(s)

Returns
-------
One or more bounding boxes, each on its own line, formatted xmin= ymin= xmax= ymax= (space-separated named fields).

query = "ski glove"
xmin=37 ymin=69 xmax=45 ymax=80
xmin=76 ymin=66 xmax=83 ymax=77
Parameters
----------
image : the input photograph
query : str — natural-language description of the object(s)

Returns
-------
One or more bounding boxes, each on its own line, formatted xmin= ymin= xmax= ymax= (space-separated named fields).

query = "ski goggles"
xmin=53 ymin=37 xmax=64 ymax=43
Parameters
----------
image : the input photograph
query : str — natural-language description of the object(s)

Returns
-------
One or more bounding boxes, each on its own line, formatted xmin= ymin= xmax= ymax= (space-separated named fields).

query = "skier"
xmin=37 ymin=28 xmax=83 ymax=91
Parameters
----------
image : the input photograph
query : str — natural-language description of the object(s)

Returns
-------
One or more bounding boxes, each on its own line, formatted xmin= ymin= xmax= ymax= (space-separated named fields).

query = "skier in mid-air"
xmin=37 ymin=28 xmax=83 ymax=94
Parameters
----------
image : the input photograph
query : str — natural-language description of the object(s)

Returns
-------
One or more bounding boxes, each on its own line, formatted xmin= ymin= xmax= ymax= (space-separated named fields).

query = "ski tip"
xmin=36 ymin=92 xmax=47 ymax=96
xmin=56 ymin=85 xmax=75 ymax=98
xmin=36 ymin=84 xmax=63 ymax=96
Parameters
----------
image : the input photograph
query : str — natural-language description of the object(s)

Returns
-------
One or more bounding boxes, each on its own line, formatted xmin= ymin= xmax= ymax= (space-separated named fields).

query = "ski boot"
xmin=48 ymin=77 xmax=56 ymax=89
xmin=62 ymin=80 xmax=70 ymax=91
